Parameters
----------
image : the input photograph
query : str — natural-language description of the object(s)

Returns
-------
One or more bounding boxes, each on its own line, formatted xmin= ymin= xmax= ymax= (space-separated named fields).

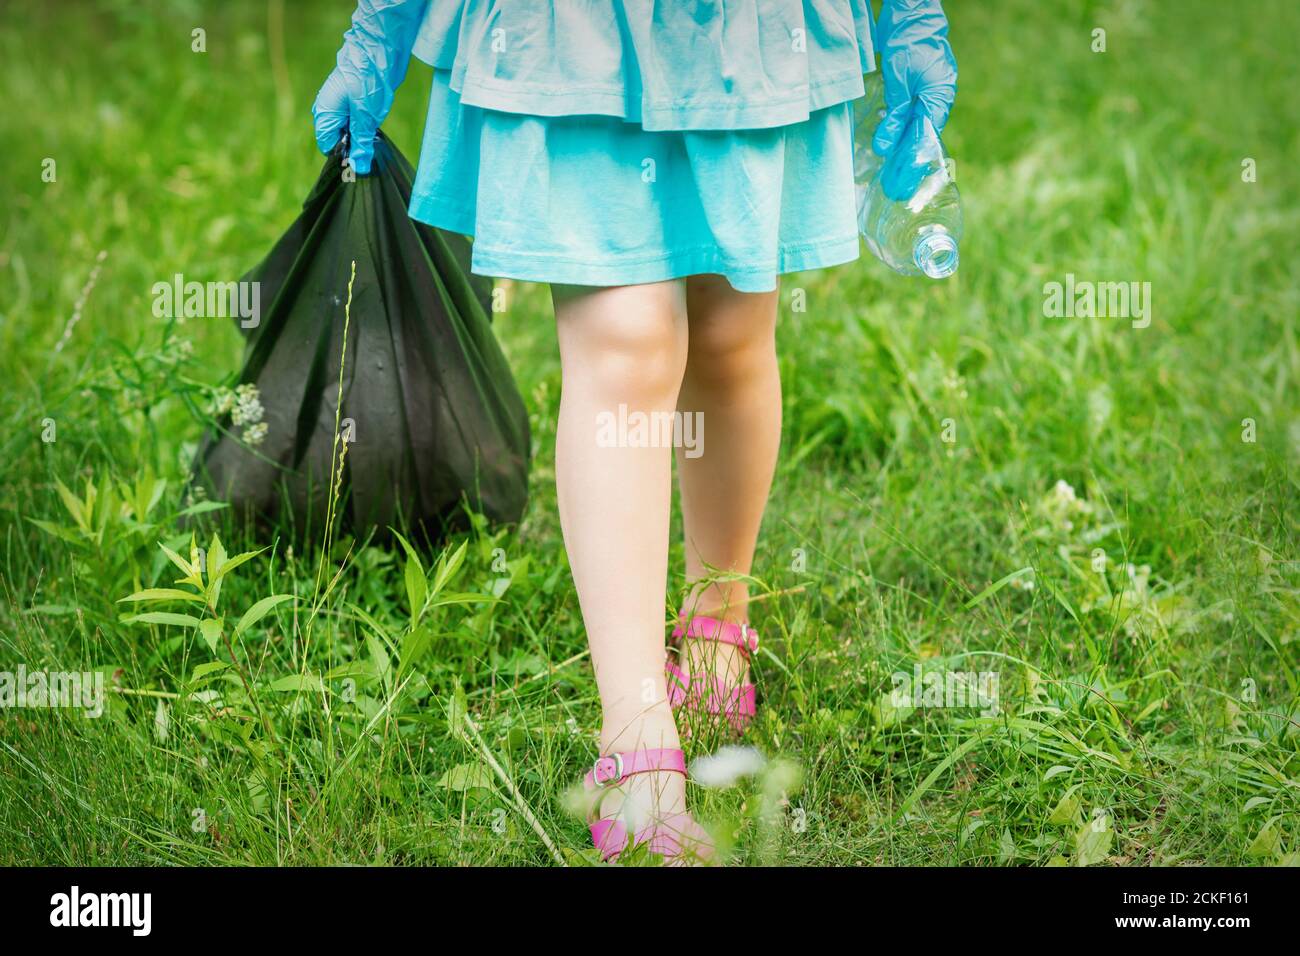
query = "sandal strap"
xmin=590 ymin=812 xmax=712 ymax=863
xmin=672 ymin=612 xmax=760 ymax=655
xmin=586 ymin=747 xmax=687 ymax=789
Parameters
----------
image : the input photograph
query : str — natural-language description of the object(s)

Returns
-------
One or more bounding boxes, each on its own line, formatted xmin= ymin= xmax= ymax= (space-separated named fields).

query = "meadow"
xmin=0 ymin=0 xmax=1297 ymax=865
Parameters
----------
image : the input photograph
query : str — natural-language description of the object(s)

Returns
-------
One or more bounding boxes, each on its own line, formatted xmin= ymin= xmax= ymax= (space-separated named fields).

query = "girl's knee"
xmin=685 ymin=280 xmax=778 ymax=366
xmin=686 ymin=309 xmax=777 ymax=386
xmin=558 ymin=282 xmax=688 ymax=397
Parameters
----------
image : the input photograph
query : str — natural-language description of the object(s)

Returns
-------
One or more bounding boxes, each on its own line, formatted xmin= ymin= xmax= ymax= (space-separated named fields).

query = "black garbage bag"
xmin=190 ymin=132 xmax=530 ymax=542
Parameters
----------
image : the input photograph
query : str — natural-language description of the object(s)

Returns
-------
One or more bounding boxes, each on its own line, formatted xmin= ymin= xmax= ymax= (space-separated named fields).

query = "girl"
xmin=313 ymin=0 xmax=956 ymax=864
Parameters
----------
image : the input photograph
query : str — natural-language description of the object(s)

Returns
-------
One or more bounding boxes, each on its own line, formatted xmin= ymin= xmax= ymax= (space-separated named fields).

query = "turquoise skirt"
xmin=406 ymin=1 xmax=875 ymax=293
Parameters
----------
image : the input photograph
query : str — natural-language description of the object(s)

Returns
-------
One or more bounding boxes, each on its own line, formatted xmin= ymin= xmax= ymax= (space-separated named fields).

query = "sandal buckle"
xmin=591 ymin=753 xmax=625 ymax=788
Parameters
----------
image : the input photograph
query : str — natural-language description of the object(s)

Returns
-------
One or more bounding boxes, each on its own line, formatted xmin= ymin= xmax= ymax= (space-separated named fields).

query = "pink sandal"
xmin=584 ymin=748 xmax=713 ymax=864
xmin=665 ymin=612 xmax=759 ymax=734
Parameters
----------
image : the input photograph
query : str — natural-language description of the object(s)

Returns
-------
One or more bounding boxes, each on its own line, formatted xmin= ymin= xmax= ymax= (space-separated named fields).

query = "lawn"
xmin=0 ymin=0 xmax=1297 ymax=866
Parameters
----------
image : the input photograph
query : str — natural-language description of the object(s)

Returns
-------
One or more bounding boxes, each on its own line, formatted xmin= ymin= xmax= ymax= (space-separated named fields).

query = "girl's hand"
xmin=311 ymin=0 xmax=429 ymax=174
xmin=871 ymin=0 xmax=957 ymax=160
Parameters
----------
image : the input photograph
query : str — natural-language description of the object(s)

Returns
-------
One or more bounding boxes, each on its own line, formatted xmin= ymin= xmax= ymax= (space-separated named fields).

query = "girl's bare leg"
xmin=675 ymin=274 xmax=782 ymax=690
xmin=552 ymin=280 xmax=690 ymax=825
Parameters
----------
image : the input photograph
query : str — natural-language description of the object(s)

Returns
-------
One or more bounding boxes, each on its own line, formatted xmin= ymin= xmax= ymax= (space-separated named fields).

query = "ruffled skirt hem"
xmin=451 ymin=67 xmax=867 ymax=132
xmin=409 ymin=187 xmax=860 ymax=292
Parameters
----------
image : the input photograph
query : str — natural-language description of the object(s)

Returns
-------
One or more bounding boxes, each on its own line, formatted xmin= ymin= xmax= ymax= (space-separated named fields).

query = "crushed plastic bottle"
xmin=853 ymin=71 xmax=963 ymax=279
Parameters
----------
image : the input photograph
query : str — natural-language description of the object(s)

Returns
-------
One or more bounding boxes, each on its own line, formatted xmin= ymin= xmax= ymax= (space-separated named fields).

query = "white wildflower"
xmin=231 ymin=383 xmax=264 ymax=427
xmin=242 ymin=422 xmax=268 ymax=447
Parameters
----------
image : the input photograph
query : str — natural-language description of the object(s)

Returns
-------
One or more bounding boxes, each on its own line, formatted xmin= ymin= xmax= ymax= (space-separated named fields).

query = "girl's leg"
xmin=552 ymin=280 xmax=690 ymax=822
xmin=675 ymin=274 xmax=782 ymax=689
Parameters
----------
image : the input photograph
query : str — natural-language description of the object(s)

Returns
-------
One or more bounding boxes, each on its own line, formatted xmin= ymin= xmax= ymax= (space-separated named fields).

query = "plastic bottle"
xmin=853 ymin=71 xmax=963 ymax=279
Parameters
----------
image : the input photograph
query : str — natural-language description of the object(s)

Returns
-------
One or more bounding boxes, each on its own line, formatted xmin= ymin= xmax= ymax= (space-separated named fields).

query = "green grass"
xmin=0 ymin=0 xmax=1297 ymax=866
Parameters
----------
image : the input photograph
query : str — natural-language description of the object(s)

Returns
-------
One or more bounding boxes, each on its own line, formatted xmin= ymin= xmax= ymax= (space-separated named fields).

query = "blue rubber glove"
xmin=312 ymin=0 xmax=429 ymax=175
xmin=871 ymin=0 xmax=957 ymax=172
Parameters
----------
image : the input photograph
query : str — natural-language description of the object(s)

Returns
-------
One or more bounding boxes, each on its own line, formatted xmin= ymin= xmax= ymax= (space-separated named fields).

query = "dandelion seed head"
xmin=690 ymin=745 xmax=767 ymax=789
